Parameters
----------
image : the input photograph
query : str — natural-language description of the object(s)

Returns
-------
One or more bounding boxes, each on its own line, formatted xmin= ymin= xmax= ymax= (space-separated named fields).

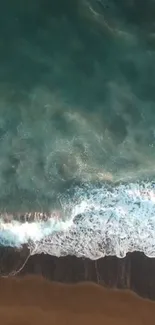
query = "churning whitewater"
xmin=0 ymin=180 xmax=155 ymax=259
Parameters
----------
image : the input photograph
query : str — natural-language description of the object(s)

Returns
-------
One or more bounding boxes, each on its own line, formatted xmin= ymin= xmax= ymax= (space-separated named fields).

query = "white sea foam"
xmin=1 ymin=181 xmax=155 ymax=259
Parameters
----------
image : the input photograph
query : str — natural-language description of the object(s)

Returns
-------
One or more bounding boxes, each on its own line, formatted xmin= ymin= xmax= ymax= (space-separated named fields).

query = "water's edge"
xmin=0 ymin=248 xmax=155 ymax=300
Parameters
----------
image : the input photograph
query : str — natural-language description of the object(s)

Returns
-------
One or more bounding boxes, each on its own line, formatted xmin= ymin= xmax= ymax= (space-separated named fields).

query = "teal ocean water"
xmin=0 ymin=0 xmax=155 ymax=258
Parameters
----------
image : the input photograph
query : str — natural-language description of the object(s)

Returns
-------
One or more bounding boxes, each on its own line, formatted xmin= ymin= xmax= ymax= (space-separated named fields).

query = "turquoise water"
xmin=0 ymin=1 xmax=155 ymax=257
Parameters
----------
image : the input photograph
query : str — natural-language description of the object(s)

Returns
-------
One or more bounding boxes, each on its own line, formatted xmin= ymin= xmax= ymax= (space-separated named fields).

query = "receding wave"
xmin=0 ymin=180 xmax=155 ymax=259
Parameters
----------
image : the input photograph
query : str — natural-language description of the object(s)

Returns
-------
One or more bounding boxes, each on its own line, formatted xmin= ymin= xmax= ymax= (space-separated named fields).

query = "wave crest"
xmin=31 ymin=181 xmax=155 ymax=259
xmin=0 ymin=181 xmax=155 ymax=259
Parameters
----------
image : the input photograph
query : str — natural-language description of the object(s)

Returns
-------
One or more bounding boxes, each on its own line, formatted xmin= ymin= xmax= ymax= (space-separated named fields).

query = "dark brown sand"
xmin=0 ymin=276 xmax=155 ymax=324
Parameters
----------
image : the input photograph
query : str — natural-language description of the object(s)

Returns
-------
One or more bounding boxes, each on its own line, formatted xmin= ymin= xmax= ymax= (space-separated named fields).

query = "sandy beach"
xmin=0 ymin=275 xmax=155 ymax=324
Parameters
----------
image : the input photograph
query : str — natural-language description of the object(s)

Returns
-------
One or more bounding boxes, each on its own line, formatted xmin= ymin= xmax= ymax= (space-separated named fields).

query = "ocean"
xmin=0 ymin=0 xmax=155 ymax=259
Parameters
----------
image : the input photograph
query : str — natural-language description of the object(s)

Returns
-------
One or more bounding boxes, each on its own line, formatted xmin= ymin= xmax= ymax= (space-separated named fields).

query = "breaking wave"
xmin=1 ymin=180 xmax=155 ymax=259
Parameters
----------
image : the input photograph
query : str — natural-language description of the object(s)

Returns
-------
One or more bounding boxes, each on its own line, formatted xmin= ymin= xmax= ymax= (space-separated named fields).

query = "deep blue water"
xmin=0 ymin=1 xmax=155 ymax=258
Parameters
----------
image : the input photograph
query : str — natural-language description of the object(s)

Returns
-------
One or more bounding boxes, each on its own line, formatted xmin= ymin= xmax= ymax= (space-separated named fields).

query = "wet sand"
xmin=0 ymin=276 xmax=155 ymax=324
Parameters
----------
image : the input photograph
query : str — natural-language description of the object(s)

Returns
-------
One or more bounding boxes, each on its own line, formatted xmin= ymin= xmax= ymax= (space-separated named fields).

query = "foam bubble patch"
xmin=1 ymin=181 xmax=155 ymax=259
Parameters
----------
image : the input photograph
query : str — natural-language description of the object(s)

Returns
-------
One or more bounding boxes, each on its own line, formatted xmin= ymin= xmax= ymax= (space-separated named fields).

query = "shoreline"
xmin=0 ymin=247 xmax=155 ymax=300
